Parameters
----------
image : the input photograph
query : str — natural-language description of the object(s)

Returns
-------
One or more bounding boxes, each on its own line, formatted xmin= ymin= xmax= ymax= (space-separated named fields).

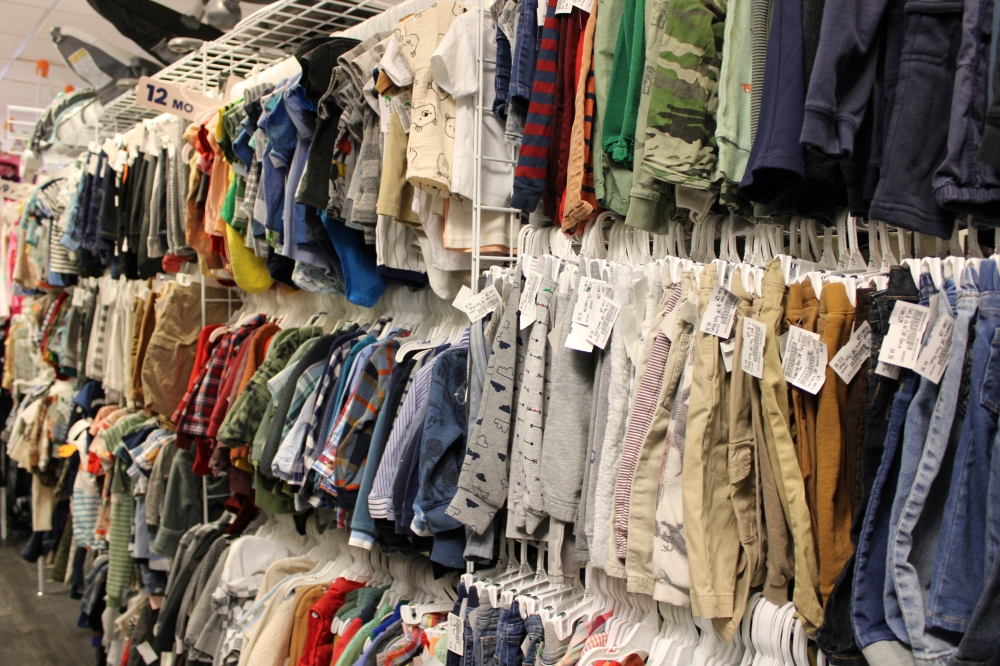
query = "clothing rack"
xmin=199 ymin=272 xmax=241 ymax=524
xmin=470 ymin=0 xmax=520 ymax=290
xmin=46 ymin=0 xmax=404 ymax=154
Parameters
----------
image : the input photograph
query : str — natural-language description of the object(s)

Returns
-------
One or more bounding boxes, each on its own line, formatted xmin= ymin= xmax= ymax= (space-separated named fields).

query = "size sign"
xmin=136 ymin=76 xmax=223 ymax=121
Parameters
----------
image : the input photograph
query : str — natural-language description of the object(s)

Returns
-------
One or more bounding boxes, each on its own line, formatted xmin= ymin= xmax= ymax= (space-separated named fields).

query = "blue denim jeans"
xmin=950 ymin=549 xmax=1000 ymax=665
xmin=883 ymin=272 xmax=946 ymax=643
xmin=889 ymin=264 xmax=980 ymax=665
xmin=474 ymin=604 xmax=502 ymax=666
xmin=496 ymin=601 xmax=525 ymax=666
xmin=463 ymin=593 xmax=481 ymax=666
xmin=851 ymin=267 xmax=919 ymax=652
xmin=510 ymin=0 xmax=541 ymax=105
xmin=522 ymin=614 xmax=544 ymax=666
xmin=929 ymin=260 xmax=1000 ymax=633
xmin=853 ymin=364 xmax=919 ymax=655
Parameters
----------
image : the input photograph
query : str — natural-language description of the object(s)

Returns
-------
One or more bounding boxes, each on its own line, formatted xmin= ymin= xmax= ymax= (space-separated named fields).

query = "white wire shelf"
xmin=88 ymin=0 xmax=400 ymax=139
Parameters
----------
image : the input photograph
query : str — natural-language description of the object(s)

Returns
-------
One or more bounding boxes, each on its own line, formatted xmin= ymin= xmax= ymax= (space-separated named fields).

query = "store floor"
xmin=0 ymin=537 xmax=94 ymax=665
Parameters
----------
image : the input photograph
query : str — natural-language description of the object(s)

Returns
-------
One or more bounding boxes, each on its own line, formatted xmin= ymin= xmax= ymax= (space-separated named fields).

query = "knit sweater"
xmin=510 ymin=0 xmax=563 ymax=212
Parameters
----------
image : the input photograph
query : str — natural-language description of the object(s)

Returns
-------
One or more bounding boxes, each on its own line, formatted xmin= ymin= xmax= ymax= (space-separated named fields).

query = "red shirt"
xmin=297 ymin=578 xmax=366 ymax=666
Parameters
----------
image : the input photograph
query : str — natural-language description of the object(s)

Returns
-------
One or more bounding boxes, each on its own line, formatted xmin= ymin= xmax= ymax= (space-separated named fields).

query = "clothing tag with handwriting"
xmin=741 ymin=317 xmax=766 ymax=379
xmin=447 ymin=613 xmax=464 ymax=656
xmin=519 ymin=270 xmax=544 ymax=329
xmin=830 ymin=320 xmax=872 ymax=384
xmin=455 ymin=285 xmax=502 ymax=322
xmin=783 ymin=326 xmax=827 ymax=393
xmin=878 ymin=300 xmax=930 ymax=369
xmin=585 ymin=297 xmax=620 ymax=349
xmin=875 ymin=361 xmax=901 ymax=379
xmin=699 ymin=285 xmax=741 ymax=339
xmin=914 ymin=311 xmax=955 ymax=384
xmin=392 ymin=89 xmax=413 ymax=134
xmin=572 ymin=277 xmax=612 ymax=326
xmin=499 ymin=0 xmax=520 ymax=45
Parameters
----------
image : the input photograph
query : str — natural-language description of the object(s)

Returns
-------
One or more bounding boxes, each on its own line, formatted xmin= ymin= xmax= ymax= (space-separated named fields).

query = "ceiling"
xmin=1 ymin=0 xmax=266 ymax=147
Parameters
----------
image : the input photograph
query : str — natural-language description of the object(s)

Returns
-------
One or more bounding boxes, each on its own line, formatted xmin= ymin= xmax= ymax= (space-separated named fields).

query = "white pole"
xmin=36 ymin=557 xmax=44 ymax=596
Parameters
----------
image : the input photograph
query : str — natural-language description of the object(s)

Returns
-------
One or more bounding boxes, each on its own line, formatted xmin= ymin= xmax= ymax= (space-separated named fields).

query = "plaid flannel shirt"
xmin=300 ymin=331 xmax=365 ymax=474
xmin=313 ymin=340 xmax=399 ymax=503
xmin=174 ymin=316 xmax=265 ymax=435
xmin=271 ymin=359 xmax=326 ymax=482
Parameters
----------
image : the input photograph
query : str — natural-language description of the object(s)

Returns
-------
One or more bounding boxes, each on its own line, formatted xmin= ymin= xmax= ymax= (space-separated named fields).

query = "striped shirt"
xmin=613 ymin=289 xmax=681 ymax=557
xmin=271 ymin=360 xmax=326 ymax=482
xmin=313 ymin=340 xmax=399 ymax=498
xmin=367 ymin=355 xmax=440 ymax=519
xmin=510 ymin=0 xmax=562 ymax=213
xmin=301 ymin=332 xmax=365 ymax=472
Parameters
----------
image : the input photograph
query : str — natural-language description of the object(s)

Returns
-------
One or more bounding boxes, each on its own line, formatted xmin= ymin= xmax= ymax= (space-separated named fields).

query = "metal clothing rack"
xmin=58 ymin=0 xmax=402 ymax=149
xmin=470 ymin=0 xmax=520 ymax=292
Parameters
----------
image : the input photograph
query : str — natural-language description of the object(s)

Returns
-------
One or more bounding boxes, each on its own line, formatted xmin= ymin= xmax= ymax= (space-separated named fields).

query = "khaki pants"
xmin=815 ymin=281 xmax=855 ymax=604
xmin=683 ymin=265 xmax=738 ymax=620
xmin=757 ymin=261 xmax=823 ymax=634
xmin=785 ymin=281 xmax=820 ymax=555
xmin=752 ymin=292 xmax=794 ymax=607
xmin=714 ymin=279 xmax=765 ymax=641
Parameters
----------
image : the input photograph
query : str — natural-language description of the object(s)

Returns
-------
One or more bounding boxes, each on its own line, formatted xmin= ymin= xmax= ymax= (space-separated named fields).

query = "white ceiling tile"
xmin=5 ymin=4 xmax=46 ymax=36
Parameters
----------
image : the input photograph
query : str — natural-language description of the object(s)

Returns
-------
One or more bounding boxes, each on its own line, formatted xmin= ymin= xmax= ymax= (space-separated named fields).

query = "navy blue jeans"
xmin=495 ymin=601 xmax=525 ymax=666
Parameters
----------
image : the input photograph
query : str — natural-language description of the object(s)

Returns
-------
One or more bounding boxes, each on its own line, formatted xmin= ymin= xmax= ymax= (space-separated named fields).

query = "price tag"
xmin=741 ymin=317 xmax=766 ymax=379
xmin=785 ymin=332 xmax=828 ymax=394
xmin=878 ymin=301 xmax=930 ymax=370
xmin=447 ymin=613 xmax=464 ymax=656
xmin=914 ymin=311 xmax=955 ymax=384
xmin=555 ymin=0 xmax=573 ymax=13
xmin=391 ymin=89 xmax=413 ymax=134
xmin=572 ymin=0 xmax=595 ymax=11
xmin=699 ymin=285 xmax=741 ymax=339
xmin=537 ymin=0 xmax=547 ymax=26
xmin=565 ymin=323 xmax=593 ymax=352
xmin=498 ymin=0 xmax=519 ymax=44
xmin=135 ymin=76 xmax=223 ymax=121
xmin=135 ymin=642 xmax=159 ymax=664
xmin=519 ymin=270 xmax=545 ymax=330
xmin=720 ymin=338 xmax=736 ymax=373
xmin=585 ymin=297 xmax=620 ymax=349
xmin=829 ymin=321 xmax=872 ymax=384
xmin=455 ymin=285 xmax=503 ymax=322
xmin=380 ymin=95 xmax=393 ymax=133
xmin=875 ymin=360 xmax=901 ymax=379
xmin=782 ymin=326 xmax=820 ymax=385
xmin=71 ymin=287 xmax=87 ymax=308
xmin=572 ymin=277 xmax=612 ymax=327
